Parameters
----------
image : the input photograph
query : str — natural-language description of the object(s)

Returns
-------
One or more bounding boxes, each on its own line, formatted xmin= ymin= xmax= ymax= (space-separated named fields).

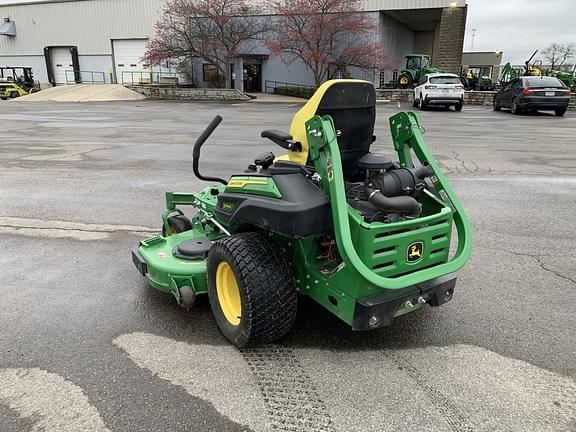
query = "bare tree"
xmin=542 ymin=43 xmax=576 ymax=70
xmin=144 ymin=0 xmax=269 ymax=88
xmin=267 ymin=0 xmax=393 ymax=86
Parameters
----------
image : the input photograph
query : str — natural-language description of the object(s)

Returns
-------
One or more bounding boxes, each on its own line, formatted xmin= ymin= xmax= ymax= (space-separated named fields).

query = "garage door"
xmin=51 ymin=48 xmax=73 ymax=84
xmin=112 ymin=39 xmax=148 ymax=84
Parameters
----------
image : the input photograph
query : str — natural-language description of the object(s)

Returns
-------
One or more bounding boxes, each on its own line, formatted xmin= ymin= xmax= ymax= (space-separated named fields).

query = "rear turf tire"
xmin=555 ymin=107 xmax=567 ymax=117
xmin=162 ymin=214 xmax=192 ymax=237
xmin=207 ymin=232 xmax=297 ymax=348
xmin=398 ymin=73 xmax=412 ymax=89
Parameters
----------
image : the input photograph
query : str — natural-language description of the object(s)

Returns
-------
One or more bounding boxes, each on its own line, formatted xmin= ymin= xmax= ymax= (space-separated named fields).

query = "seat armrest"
xmin=261 ymin=130 xmax=302 ymax=152
xmin=261 ymin=130 xmax=292 ymax=143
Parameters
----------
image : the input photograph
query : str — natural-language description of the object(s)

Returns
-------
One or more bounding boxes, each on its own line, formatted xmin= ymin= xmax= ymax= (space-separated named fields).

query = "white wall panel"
xmin=0 ymin=55 xmax=47 ymax=84
xmin=0 ymin=0 xmax=164 ymax=55
xmin=78 ymin=55 xmax=113 ymax=82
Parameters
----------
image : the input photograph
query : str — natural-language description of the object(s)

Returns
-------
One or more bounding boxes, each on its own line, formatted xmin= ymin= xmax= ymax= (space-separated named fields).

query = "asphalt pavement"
xmin=0 ymin=99 xmax=575 ymax=432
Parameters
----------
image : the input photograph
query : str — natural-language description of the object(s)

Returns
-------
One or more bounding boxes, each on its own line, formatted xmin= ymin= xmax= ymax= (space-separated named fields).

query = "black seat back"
xmin=315 ymin=81 xmax=376 ymax=177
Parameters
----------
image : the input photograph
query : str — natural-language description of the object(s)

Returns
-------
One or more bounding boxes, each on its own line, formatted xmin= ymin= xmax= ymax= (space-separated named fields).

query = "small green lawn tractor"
xmin=398 ymin=54 xmax=442 ymax=89
xmin=132 ymin=80 xmax=472 ymax=347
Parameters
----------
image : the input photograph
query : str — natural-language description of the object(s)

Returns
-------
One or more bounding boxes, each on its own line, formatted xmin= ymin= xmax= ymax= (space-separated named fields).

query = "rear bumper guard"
xmin=352 ymin=273 xmax=457 ymax=330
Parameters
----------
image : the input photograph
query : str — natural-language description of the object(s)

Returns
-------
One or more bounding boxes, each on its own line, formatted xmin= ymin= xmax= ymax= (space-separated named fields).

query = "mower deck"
xmin=133 ymin=229 xmax=212 ymax=299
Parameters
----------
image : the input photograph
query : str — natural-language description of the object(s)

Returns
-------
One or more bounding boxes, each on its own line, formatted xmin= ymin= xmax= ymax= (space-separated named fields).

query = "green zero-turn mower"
xmin=132 ymin=79 xmax=472 ymax=347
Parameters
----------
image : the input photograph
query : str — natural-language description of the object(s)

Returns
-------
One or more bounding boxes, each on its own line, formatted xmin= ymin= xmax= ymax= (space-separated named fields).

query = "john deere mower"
xmin=132 ymin=80 xmax=472 ymax=347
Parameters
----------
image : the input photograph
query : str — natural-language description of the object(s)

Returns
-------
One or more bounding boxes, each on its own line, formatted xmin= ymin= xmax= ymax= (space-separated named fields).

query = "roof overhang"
xmin=384 ymin=8 xmax=443 ymax=31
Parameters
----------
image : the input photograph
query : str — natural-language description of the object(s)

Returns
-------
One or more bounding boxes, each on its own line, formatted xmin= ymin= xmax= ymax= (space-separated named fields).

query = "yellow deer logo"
xmin=407 ymin=242 xmax=424 ymax=263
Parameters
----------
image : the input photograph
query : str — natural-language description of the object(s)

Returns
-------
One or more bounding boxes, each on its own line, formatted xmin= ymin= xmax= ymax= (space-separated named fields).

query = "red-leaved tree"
xmin=268 ymin=0 xmax=392 ymax=86
xmin=143 ymin=0 xmax=269 ymax=88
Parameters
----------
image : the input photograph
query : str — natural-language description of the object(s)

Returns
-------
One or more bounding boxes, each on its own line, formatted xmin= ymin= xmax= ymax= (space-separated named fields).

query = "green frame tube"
xmin=306 ymin=112 xmax=472 ymax=290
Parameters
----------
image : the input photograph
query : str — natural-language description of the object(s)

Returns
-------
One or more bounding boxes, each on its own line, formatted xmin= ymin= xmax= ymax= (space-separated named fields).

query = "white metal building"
xmin=0 ymin=0 xmax=468 ymax=90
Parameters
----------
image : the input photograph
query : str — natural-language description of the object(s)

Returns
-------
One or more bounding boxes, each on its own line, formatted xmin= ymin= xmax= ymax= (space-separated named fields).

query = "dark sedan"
xmin=494 ymin=76 xmax=571 ymax=116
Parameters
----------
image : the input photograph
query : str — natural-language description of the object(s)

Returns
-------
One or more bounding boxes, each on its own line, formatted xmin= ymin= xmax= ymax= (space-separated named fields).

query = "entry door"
xmin=243 ymin=64 xmax=262 ymax=92
xmin=51 ymin=48 xmax=73 ymax=84
xmin=112 ymin=39 xmax=148 ymax=84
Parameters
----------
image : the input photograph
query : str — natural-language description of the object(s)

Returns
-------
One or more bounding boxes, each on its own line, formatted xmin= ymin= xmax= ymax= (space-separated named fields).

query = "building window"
xmin=203 ymin=64 xmax=219 ymax=82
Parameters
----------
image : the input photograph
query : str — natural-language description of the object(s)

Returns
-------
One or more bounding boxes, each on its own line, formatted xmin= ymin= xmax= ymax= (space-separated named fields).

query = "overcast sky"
xmin=464 ymin=0 xmax=576 ymax=64
xmin=1 ymin=0 xmax=575 ymax=64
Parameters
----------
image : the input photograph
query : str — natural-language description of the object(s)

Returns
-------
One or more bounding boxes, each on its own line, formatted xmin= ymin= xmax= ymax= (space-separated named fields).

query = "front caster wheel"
xmin=162 ymin=214 xmax=192 ymax=237
xmin=207 ymin=232 xmax=297 ymax=348
xmin=178 ymin=285 xmax=196 ymax=309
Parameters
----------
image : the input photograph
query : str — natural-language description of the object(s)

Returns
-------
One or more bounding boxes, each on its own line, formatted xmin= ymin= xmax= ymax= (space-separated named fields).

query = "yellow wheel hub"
xmin=400 ymin=77 xmax=409 ymax=85
xmin=215 ymin=262 xmax=242 ymax=326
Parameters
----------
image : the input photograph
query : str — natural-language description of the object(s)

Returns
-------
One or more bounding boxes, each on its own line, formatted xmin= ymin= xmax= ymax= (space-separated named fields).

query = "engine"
xmin=346 ymin=153 xmax=434 ymax=223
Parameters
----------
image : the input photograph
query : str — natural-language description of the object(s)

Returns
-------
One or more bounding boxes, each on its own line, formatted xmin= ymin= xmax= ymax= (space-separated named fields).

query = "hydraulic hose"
xmin=368 ymin=190 xmax=422 ymax=217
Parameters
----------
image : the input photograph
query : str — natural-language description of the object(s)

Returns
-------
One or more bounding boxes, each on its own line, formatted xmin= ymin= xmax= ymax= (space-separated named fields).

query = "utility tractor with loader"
xmin=132 ymin=80 xmax=472 ymax=347
xmin=397 ymin=54 xmax=442 ymax=89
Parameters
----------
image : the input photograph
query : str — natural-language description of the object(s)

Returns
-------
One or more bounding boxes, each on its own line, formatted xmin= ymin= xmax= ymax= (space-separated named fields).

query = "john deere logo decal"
xmin=407 ymin=242 xmax=424 ymax=264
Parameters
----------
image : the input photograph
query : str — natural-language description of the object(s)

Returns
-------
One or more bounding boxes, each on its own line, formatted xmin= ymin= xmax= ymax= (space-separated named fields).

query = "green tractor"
xmin=132 ymin=79 xmax=472 ymax=347
xmin=547 ymin=66 xmax=575 ymax=92
xmin=398 ymin=54 xmax=442 ymax=89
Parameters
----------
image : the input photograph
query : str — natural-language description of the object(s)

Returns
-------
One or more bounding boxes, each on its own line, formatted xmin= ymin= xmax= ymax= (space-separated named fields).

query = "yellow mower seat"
xmin=280 ymin=79 xmax=377 ymax=177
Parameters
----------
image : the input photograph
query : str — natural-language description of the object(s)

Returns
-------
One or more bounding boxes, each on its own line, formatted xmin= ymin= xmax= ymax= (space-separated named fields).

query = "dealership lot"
xmin=0 ymin=100 xmax=575 ymax=432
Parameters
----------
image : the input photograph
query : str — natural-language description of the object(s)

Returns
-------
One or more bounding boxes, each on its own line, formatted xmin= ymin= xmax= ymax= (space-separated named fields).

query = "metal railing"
xmin=65 ymin=70 xmax=108 ymax=85
xmin=264 ymin=80 xmax=317 ymax=94
xmin=121 ymin=71 xmax=181 ymax=86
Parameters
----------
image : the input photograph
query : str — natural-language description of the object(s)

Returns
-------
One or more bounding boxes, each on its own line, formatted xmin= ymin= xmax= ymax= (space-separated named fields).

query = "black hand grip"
xmin=192 ymin=115 xmax=227 ymax=185
xmin=193 ymin=115 xmax=223 ymax=160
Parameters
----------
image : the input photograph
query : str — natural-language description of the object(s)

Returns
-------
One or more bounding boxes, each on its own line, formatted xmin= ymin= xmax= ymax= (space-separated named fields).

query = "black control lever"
xmin=192 ymin=115 xmax=228 ymax=185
